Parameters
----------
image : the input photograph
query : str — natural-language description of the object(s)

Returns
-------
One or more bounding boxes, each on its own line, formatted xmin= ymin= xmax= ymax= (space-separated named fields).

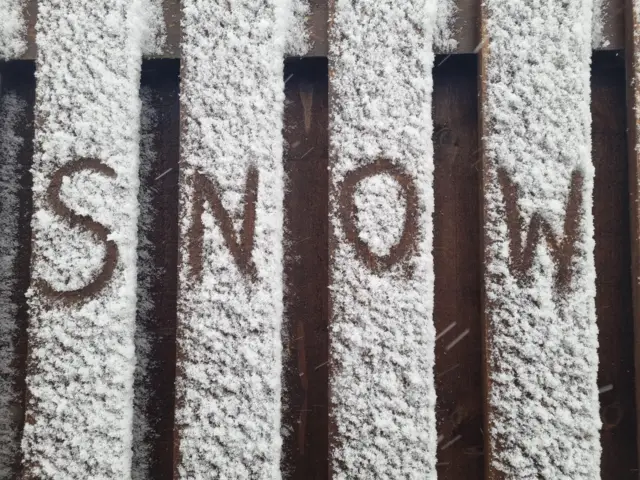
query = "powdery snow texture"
xmin=0 ymin=91 xmax=27 ymax=478
xmin=24 ymin=1 xmax=145 ymax=478
xmin=0 ymin=0 xmax=26 ymax=59
xmin=176 ymin=0 xmax=287 ymax=478
xmin=483 ymin=0 xmax=600 ymax=478
xmin=329 ymin=0 xmax=438 ymax=478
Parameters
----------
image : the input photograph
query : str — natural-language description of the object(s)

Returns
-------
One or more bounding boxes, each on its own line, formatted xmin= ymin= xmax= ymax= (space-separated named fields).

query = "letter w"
xmin=497 ymin=168 xmax=584 ymax=292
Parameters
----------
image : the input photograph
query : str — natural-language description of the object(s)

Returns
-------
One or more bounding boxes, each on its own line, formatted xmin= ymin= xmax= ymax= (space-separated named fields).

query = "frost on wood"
xmin=138 ymin=0 xmax=166 ymax=55
xmin=0 ymin=91 xmax=27 ymax=478
xmin=591 ymin=0 xmax=606 ymax=49
xmin=329 ymin=0 xmax=438 ymax=478
xmin=483 ymin=0 xmax=600 ymax=478
xmin=131 ymin=87 xmax=161 ymax=480
xmin=0 ymin=0 xmax=26 ymax=59
xmin=23 ymin=1 xmax=146 ymax=477
xmin=434 ymin=0 xmax=457 ymax=53
xmin=176 ymin=0 xmax=287 ymax=477
xmin=634 ymin=0 xmax=640 ymax=152
xmin=285 ymin=0 xmax=309 ymax=56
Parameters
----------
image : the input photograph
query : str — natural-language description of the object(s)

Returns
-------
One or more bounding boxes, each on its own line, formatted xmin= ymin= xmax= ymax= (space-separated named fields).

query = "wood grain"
xmin=281 ymin=57 xmax=330 ymax=480
xmin=593 ymin=50 xmax=638 ymax=480
xmin=625 ymin=0 xmax=640 ymax=472
xmin=433 ymin=54 xmax=484 ymax=480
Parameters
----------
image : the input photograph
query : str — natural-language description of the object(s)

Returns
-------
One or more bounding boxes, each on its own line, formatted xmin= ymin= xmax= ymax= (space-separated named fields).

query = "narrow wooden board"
xmin=281 ymin=57 xmax=330 ymax=480
xmin=0 ymin=60 xmax=35 ymax=479
xmin=625 ymin=0 xmax=640 ymax=471
xmin=592 ymin=50 xmax=638 ymax=480
xmin=479 ymin=2 xmax=601 ymax=478
xmin=15 ymin=0 xmax=623 ymax=60
xmin=134 ymin=59 xmax=180 ymax=480
xmin=432 ymin=53 xmax=484 ymax=479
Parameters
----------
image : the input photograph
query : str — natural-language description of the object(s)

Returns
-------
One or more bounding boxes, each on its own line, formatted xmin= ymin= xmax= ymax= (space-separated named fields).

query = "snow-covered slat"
xmin=328 ymin=0 xmax=438 ymax=477
xmin=22 ymin=1 xmax=146 ymax=477
xmin=625 ymin=0 xmax=640 ymax=467
xmin=480 ymin=1 xmax=600 ymax=478
xmin=175 ymin=1 xmax=288 ymax=477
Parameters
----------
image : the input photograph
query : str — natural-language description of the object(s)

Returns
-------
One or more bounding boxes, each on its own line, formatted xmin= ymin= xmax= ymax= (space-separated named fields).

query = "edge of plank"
xmin=624 ymin=0 xmax=640 ymax=470
xmin=14 ymin=0 xmax=622 ymax=61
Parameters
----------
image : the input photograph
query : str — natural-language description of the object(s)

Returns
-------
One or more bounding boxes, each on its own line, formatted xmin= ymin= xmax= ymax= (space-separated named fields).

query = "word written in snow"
xmin=339 ymin=158 xmax=419 ymax=273
xmin=36 ymin=158 xmax=119 ymax=302
xmin=497 ymin=168 xmax=584 ymax=292
xmin=187 ymin=166 xmax=259 ymax=281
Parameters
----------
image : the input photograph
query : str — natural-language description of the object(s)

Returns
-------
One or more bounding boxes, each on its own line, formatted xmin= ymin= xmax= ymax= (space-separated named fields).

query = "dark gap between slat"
xmin=432 ymin=53 xmax=484 ymax=479
xmin=281 ymin=57 xmax=329 ymax=480
xmin=592 ymin=49 xmax=638 ymax=478
xmin=0 ymin=59 xmax=35 ymax=479
xmin=134 ymin=59 xmax=180 ymax=480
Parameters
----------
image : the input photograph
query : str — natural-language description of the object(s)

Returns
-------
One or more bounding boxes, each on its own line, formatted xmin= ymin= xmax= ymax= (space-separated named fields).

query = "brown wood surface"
xmin=0 ymin=60 xmax=35 ymax=479
xmin=281 ymin=58 xmax=330 ymax=480
xmin=16 ymin=0 xmax=623 ymax=60
xmin=137 ymin=59 xmax=180 ymax=480
xmin=626 ymin=0 xmax=640 ymax=474
xmin=433 ymin=54 xmax=484 ymax=479
xmin=593 ymin=50 xmax=638 ymax=479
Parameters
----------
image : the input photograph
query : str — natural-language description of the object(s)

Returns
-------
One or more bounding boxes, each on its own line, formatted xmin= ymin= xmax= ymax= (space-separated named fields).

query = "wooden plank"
xmin=592 ymin=50 xmax=638 ymax=479
xmin=22 ymin=0 xmax=145 ymax=475
xmin=281 ymin=57 xmax=329 ymax=480
xmin=625 ymin=0 xmax=640 ymax=472
xmin=17 ymin=0 xmax=623 ymax=59
xmin=327 ymin=0 xmax=438 ymax=477
xmin=479 ymin=1 xmax=601 ymax=478
xmin=0 ymin=60 xmax=35 ymax=479
xmin=174 ymin=1 xmax=286 ymax=477
xmin=432 ymin=53 xmax=484 ymax=479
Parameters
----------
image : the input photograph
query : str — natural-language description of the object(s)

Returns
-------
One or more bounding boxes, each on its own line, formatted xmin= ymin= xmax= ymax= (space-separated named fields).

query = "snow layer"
xmin=0 ymin=90 xmax=26 ymax=478
xmin=131 ymin=87 xmax=161 ymax=480
xmin=139 ymin=0 xmax=166 ymax=55
xmin=483 ymin=0 xmax=600 ymax=478
xmin=23 ymin=1 xmax=146 ymax=478
xmin=176 ymin=0 xmax=288 ymax=477
xmin=285 ymin=0 xmax=309 ymax=56
xmin=434 ymin=0 xmax=457 ymax=53
xmin=0 ymin=0 xmax=26 ymax=59
xmin=329 ymin=0 xmax=438 ymax=478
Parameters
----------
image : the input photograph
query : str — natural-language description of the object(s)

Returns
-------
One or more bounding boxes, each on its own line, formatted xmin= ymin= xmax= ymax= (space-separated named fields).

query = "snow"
xmin=434 ymin=0 xmax=457 ymax=53
xmin=0 ymin=0 xmax=26 ymax=59
xmin=131 ymin=87 xmax=161 ymax=480
xmin=483 ymin=0 xmax=600 ymax=477
xmin=285 ymin=0 xmax=309 ymax=56
xmin=23 ymin=1 xmax=147 ymax=477
xmin=176 ymin=0 xmax=288 ymax=477
xmin=592 ymin=0 xmax=605 ymax=48
xmin=138 ymin=0 xmax=166 ymax=55
xmin=353 ymin=174 xmax=406 ymax=257
xmin=0 ymin=89 xmax=27 ymax=478
xmin=329 ymin=0 xmax=438 ymax=478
